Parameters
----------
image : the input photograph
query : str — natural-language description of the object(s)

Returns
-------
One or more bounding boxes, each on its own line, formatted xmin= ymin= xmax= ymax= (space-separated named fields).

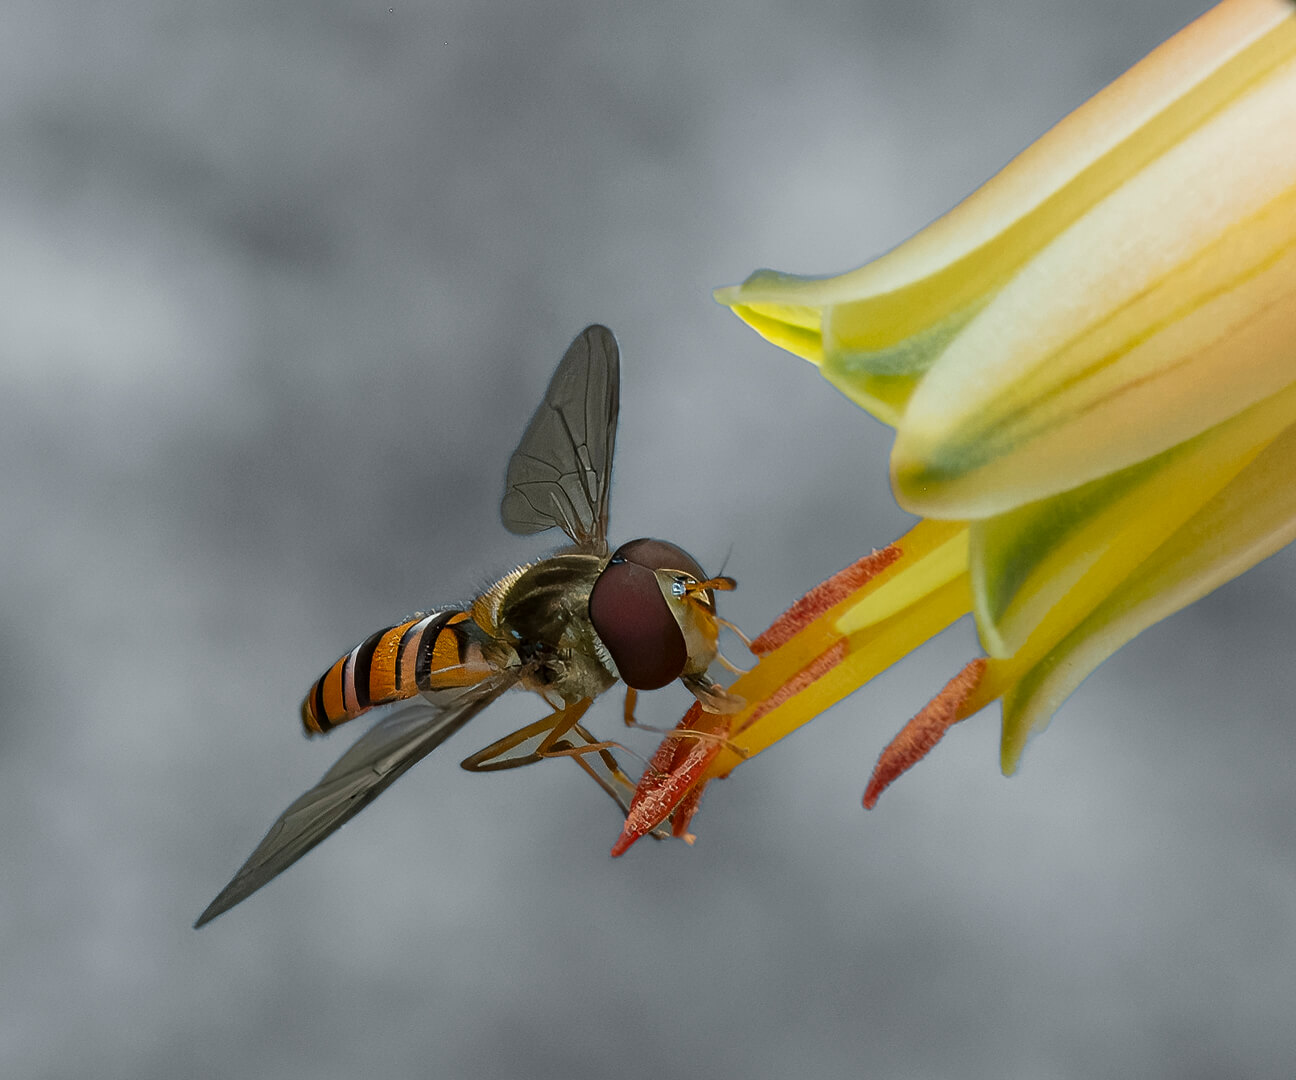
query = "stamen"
xmin=739 ymin=640 xmax=848 ymax=733
xmin=611 ymin=703 xmax=726 ymax=856
xmin=752 ymin=545 xmax=901 ymax=654
xmin=669 ymin=777 xmax=707 ymax=840
xmin=862 ymin=658 xmax=986 ymax=809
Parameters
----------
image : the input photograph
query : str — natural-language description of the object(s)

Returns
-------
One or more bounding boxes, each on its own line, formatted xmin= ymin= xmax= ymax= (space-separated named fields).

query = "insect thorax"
xmin=486 ymin=553 xmax=618 ymax=703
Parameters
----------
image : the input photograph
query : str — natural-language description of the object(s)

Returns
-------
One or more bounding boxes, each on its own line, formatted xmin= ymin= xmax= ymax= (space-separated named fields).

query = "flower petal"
xmin=999 ymin=414 xmax=1296 ymax=772
xmin=717 ymin=1 xmax=1296 ymax=443
xmin=893 ymin=23 xmax=1296 ymax=517
xmin=971 ymin=374 xmax=1296 ymax=657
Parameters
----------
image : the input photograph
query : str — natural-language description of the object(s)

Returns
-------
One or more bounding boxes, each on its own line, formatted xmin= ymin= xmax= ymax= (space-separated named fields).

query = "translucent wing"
xmin=194 ymin=675 xmax=516 ymax=927
xmin=501 ymin=324 xmax=619 ymax=553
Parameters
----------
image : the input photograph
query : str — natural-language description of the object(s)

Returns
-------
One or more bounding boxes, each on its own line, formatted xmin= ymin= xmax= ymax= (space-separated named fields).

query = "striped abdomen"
xmin=301 ymin=610 xmax=495 ymax=735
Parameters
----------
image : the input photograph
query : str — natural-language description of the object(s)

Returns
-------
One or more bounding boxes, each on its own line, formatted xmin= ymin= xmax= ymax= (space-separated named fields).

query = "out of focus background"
xmin=5 ymin=2 xmax=1294 ymax=1077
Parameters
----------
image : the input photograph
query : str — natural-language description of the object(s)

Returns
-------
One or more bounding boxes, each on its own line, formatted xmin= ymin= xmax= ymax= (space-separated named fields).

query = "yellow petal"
xmin=698 ymin=0 xmax=1296 ymax=805
xmin=971 ymin=374 xmax=1296 ymax=657
xmin=720 ymin=3 xmax=1296 ymax=443
xmin=892 ymin=16 xmax=1296 ymax=516
xmin=999 ymin=415 xmax=1296 ymax=772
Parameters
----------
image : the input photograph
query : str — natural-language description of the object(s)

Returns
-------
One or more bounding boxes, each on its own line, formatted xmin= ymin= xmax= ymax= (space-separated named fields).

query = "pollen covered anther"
xmin=741 ymin=640 xmax=848 ymax=731
xmin=611 ymin=702 xmax=724 ymax=855
xmin=751 ymin=545 xmax=901 ymax=654
xmin=863 ymin=658 xmax=987 ymax=809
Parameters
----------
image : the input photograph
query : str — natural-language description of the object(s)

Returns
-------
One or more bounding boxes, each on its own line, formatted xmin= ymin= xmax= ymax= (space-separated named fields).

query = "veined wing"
xmin=194 ymin=675 xmax=516 ymax=927
xmin=501 ymin=324 xmax=619 ymax=553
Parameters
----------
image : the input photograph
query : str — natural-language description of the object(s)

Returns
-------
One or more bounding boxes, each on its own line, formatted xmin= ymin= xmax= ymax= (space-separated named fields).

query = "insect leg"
xmin=459 ymin=701 xmax=592 ymax=773
xmin=532 ymin=701 xmax=623 ymax=762
xmin=460 ymin=700 xmax=672 ymax=837
xmin=622 ymin=687 xmax=638 ymax=727
xmin=559 ymin=722 xmax=673 ymax=840
xmin=619 ymin=685 xmax=750 ymax=758
xmin=561 ymin=724 xmax=638 ymax=809
xmin=460 ymin=698 xmax=630 ymax=769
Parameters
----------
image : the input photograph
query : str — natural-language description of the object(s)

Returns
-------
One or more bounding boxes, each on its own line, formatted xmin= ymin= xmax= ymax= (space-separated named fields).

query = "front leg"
xmin=460 ymin=699 xmax=671 ymax=839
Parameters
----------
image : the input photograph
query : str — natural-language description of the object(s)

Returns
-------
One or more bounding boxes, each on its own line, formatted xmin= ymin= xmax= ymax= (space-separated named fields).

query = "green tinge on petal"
xmin=717 ymin=272 xmax=827 ymax=367
xmin=717 ymin=270 xmax=983 ymax=426
xmin=971 ymin=375 xmax=1296 ymax=658
xmin=999 ymin=416 xmax=1296 ymax=773
xmin=893 ymin=40 xmax=1296 ymax=518
xmin=719 ymin=6 xmax=1296 ymax=450
xmin=819 ymin=301 xmax=980 ymax=428
xmin=718 ymin=271 xmax=921 ymax=425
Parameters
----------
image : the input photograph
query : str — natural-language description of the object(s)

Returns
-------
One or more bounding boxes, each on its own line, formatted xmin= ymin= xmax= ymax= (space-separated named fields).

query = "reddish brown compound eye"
xmin=612 ymin=538 xmax=707 ymax=581
xmin=588 ymin=538 xmax=705 ymax=690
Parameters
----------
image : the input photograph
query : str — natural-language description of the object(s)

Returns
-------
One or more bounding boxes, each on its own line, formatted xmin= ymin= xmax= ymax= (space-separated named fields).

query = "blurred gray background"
xmin=4 ymin=1 xmax=1294 ymax=1078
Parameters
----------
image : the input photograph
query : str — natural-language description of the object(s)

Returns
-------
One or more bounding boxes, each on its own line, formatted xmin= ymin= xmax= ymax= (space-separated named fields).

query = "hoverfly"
xmin=195 ymin=325 xmax=741 ymax=927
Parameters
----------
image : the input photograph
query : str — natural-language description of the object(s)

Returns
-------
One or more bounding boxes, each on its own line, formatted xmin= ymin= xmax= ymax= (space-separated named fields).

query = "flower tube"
xmin=613 ymin=0 xmax=1296 ymax=852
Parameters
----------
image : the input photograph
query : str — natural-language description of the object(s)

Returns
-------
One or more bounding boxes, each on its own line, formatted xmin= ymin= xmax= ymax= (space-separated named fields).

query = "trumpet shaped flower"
xmin=614 ymin=0 xmax=1296 ymax=852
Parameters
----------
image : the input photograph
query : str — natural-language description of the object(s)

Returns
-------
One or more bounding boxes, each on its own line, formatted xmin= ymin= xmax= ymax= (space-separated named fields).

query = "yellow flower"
xmin=613 ymin=0 xmax=1296 ymax=852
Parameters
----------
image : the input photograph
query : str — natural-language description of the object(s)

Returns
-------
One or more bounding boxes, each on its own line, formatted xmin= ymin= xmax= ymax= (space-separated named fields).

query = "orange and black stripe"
xmin=300 ymin=610 xmax=492 ymax=735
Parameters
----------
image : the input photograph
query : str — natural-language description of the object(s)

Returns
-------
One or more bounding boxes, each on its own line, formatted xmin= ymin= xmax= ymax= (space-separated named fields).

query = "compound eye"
xmin=612 ymin=538 xmax=706 ymax=581
xmin=588 ymin=557 xmax=686 ymax=690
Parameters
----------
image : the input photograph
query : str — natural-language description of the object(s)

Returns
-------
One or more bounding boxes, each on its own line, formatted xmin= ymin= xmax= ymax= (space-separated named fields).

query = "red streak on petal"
xmin=751 ymin=545 xmax=901 ymax=655
xmin=863 ymin=658 xmax=986 ymax=810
